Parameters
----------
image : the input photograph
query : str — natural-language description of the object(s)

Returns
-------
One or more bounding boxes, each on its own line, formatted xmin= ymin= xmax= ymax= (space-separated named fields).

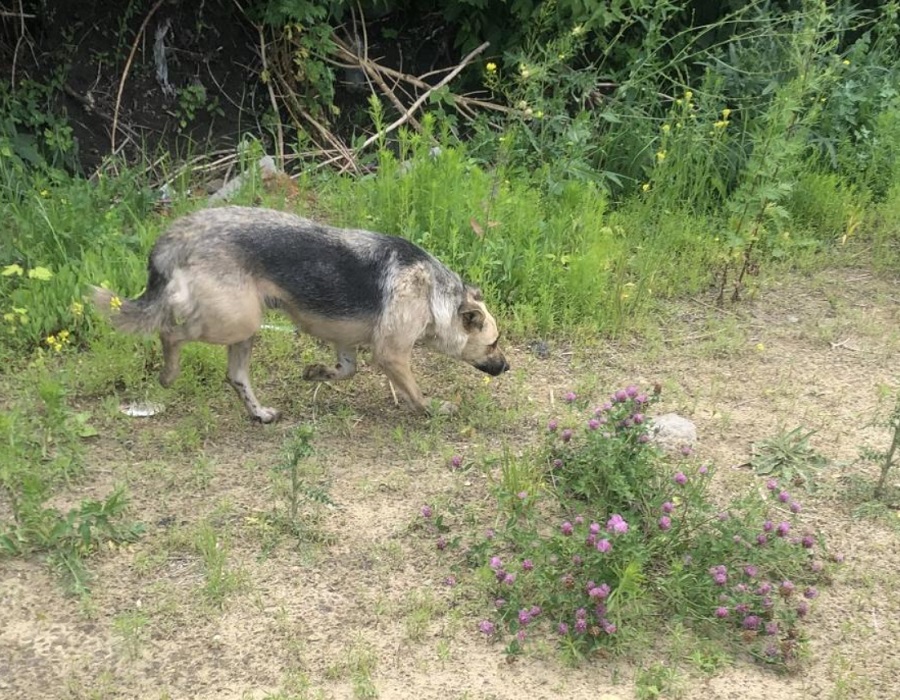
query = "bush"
xmin=439 ymin=385 xmax=835 ymax=668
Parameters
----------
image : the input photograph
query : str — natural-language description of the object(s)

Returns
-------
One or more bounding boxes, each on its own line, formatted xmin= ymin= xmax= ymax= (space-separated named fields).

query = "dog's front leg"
xmin=226 ymin=337 xmax=281 ymax=423
xmin=377 ymin=356 xmax=429 ymax=412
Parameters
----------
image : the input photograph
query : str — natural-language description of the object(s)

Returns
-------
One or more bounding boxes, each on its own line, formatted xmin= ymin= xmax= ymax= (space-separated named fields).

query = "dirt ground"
xmin=2 ymin=265 xmax=900 ymax=700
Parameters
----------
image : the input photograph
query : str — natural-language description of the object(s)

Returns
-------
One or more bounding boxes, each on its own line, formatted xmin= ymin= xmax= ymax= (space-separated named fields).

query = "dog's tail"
xmin=91 ymin=265 xmax=171 ymax=335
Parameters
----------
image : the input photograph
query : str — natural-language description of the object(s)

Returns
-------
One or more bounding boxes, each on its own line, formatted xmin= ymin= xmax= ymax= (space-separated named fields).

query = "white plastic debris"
xmin=120 ymin=401 xmax=165 ymax=417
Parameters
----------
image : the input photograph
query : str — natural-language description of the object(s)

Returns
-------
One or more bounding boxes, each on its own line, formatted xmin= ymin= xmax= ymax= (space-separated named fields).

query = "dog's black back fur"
xmin=229 ymin=222 xmax=431 ymax=317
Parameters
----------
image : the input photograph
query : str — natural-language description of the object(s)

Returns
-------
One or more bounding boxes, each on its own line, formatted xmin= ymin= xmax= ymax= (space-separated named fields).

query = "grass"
xmin=2 ymin=266 xmax=900 ymax=697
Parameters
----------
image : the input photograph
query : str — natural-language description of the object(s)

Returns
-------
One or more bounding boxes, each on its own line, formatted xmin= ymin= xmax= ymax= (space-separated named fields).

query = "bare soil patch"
xmin=2 ymin=266 xmax=900 ymax=700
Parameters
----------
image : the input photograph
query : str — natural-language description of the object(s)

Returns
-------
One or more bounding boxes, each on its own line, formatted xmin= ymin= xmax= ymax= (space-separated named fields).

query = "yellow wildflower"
xmin=722 ymin=108 xmax=732 ymax=119
xmin=71 ymin=300 xmax=84 ymax=317
xmin=39 ymin=189 xmax=50 ymax=198
xmin=110 ymin=295 xmax=123 ymax=311
xmin=486 ymin=62 xmax=497 ymax=73
xmin=641 ymin=183 xmax=651 ymax=192
xmin=661 ymin=124 xmax=671 ymax=134
xmin=713 ymin=119 xmax=729 ymax=129
xmin=519 ymin=64 xmax=531 ymax=78
xmin=684 ymin=90 xmax=693 ymax=101
xmin=842 ymin=59 xmax=850 ymax=65
xmin=571 ymin=24 xmax=585 ymax=37
xmin=656 ymin=150 xmax=667 ymax=163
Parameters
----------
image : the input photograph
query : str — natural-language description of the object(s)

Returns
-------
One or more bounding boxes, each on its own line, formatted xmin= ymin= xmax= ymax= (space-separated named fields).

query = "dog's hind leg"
xmin=226 ymin=337 xmax=281 ymax=423
xmin=159 ymin=333 xmax=184 ymax=387
xmin=302 ymin=346 xmax=358 ymax=382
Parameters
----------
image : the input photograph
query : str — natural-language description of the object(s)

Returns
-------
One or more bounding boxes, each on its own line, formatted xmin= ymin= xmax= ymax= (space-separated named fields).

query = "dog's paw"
xmin=302 ymin=363 xmax=334 ymax=381
xmin=426 ymin=400 xmax=458 ymax=416
xmin=253 ymin=407 xmax=282 ymax=424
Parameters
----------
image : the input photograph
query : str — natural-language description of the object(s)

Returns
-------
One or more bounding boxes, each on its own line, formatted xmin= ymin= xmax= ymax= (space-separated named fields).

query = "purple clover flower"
xmin=776 ymin=521 xmax=791 ymax=537
xmin=614 ymin=389 xmax=628 ymax=403
xmin=436 ymin=536 xmax=447 ymax=550
xmin=478 ymin=620 xmax=495 ymax=635
xmin=638 ymin=434 xmax=650 ymax=444
xmin=574 ymin=515 xmax=585 ymax=525
xmin=522 ymin=559 xmax=534 ymax=571
xmin=756 ymin=534 xmax=768 ymax=546
xmin=561 ymin=429 xmax=573 ymax=442
xmin=659 ymin=516 xmax=672 ymax=531
xmin=548 ymin=419 xmax=558 ymax=432
xmin=518 ymin=609 xmax=532 ymax=625
xmin=421 ymin=505 xmax=433 ymax=518
xmin=778 ymin=490 xmax=791 ymax=503
xmin=626 ymin=385 xmax=639 ymax=398
xmin=811 ymin=561 xmax=824 ymax=573
xmin=804 ymin=587 xmax=818 ymax=599
xmin=450 ymin=455 xmax=463 ymax=469
xmin=632 ymin=413 xmax=645 ymax=424
xmin=756 ymin=582 xmax=772 ymax=595
xmin=674 ymin=472 xmax=687 ymax=485
xmin=574 ymin=618 xmax=587 ymax=634
xmin=765 ymin=621 xmax=779 ymax=636
xmin=561 ymin=521 xmax=573 ymax=536
xmin=606 ymin=514 xmax=629 ymax=534
xmin=802 ymin=535 xmax=815 ymax=549
xmin=596 ymin=539 xmax=612 ymax=553
xmin=715 ymin=606 xmax=729 ymax=618
xmin=763 ymin=520 xmax=774 ymax=532
xmin=589 ymin=522 xmax=601 ymax=535
xmin=503 ymin=573 xmax=516 ymax=585
xmin=588 ymin=418 xmax=600 ymax=430
xmin=558 ymin=622 xmax=569 ymax=635
xmin=489 ymin=556 xmax=502 ymax=570
xmin=564 ymin=391 xmax=577 ymax=403
xmin=766 ymin=478 xmax=778 ymax=491
xmin=735 ymin=603 xmax=750 ymax=615
xmin=742 ymin=615 xmax=761 ymax=630
xmin=662 ymin=501 xmax=674 ymax=514
xmin=552 ymin=458 xmax=563 ymax=470
xmin=589 ymin=583 xmax=611 ymax=599
xmin=796 ymin=601 xmax=809 ymax=618
xmin=575 ymin=608 xmax=587 ymax=620
xmin=680 ymin=445 xmax=693 ymax=457
xmin=779 ymin=580 xmax=795 ymax=597
xmin=603 ymin=620 xmax=617 ymax=634
xmin=530 ymin=605 xmax=541 ymax=617
xmin=516 ymin=629 xmax=527 ymax=643
xmin=744 ymin=565 xmax=759 ymax=578
xmin=699 ymin=465 xmax=709 ymax=475
xmin=494 ymin=598 xmax=506 ymax=608
xmin=790 ymin=501 xmax=802 ymax=513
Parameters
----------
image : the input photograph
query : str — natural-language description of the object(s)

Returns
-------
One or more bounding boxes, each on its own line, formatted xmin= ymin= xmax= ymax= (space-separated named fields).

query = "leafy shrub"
xmin=430 ymin=385 xmax=835 ymax=668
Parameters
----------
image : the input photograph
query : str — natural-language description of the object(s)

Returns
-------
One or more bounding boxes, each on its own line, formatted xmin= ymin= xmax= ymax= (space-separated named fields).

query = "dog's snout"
xmin=476 ymin=355 xmax=510 ymax=377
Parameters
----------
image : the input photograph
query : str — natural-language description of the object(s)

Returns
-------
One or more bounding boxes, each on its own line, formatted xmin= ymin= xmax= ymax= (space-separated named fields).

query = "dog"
xmin=91 ymin=206 xmax=509 ymax=422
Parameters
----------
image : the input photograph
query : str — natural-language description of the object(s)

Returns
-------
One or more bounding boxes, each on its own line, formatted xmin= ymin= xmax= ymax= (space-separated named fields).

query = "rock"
xmin=651 ymin=413 xmax=698 ymax=452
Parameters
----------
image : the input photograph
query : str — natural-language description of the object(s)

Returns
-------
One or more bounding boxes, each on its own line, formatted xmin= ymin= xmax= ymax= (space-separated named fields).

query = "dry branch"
xmin=356 ymin=41 xmax=491 ymax=152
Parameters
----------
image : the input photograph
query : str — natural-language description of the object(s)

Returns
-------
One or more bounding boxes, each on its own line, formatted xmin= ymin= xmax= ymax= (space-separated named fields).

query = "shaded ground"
xmin=2 ymin=265 xmax=900 ymax=699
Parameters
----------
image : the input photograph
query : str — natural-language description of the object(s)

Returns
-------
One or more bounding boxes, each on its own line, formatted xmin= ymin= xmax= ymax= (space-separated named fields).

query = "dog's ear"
xmin=459 ymin=300 xmax=485 ymax=331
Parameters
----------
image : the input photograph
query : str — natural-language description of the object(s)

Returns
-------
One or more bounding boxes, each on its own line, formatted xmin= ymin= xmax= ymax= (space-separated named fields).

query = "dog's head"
xmin=456 ymin=287 xmax=509 ymax=376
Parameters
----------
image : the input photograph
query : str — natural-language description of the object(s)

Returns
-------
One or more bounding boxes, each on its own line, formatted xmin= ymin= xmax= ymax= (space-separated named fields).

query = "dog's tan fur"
xmin=91 ymin=206 xmax=508 ymax=422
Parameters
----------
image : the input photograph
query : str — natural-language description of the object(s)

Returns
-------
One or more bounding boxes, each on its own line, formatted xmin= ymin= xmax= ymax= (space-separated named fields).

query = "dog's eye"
xmin=489 ymin=339 xmax=499 ymax=350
